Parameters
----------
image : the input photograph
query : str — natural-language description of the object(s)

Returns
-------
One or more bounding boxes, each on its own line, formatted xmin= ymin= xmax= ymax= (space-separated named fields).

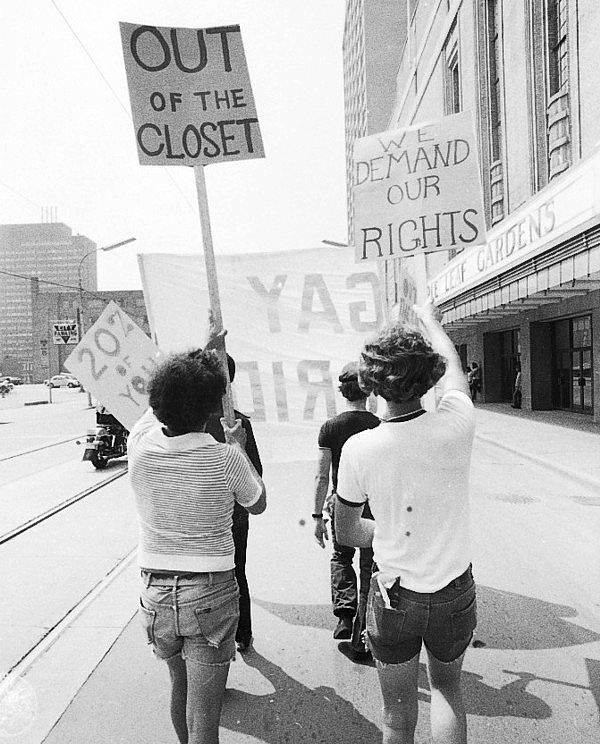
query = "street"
xmin=0 ymin=391 xmax=598 ymax=742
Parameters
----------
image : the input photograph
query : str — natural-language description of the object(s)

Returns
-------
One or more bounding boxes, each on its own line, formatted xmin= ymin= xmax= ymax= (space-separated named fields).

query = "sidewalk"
xmin=474 ymin=402 xmax=600 ymax=495
xmin=9 ymin=407 xmax=600 ymax=743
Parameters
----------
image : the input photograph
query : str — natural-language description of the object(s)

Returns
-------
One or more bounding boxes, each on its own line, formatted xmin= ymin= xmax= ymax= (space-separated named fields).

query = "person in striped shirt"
xmin=129 ymin=341 xmax=266 ymax=744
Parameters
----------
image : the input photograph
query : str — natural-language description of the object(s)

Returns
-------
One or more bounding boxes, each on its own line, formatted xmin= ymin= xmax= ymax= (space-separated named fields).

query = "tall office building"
xmin=343 ymin=0 xmax=407 ymax=243
xmin=0 ymin=222 xmax=96 ymax=380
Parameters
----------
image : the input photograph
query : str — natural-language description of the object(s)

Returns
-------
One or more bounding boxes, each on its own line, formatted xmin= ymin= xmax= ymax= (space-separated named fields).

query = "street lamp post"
xmin=77 ymin=238 xmax=136 ymax=406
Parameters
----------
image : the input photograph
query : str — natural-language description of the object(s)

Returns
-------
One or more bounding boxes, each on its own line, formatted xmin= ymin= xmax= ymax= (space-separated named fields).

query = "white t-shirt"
xmin=128 ymin=409 xmax=262 ymax=572
xmin=337 ymin=390 xmax=475 ymax=592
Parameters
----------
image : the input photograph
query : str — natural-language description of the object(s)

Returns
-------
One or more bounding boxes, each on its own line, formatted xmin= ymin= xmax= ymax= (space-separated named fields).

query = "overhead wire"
xmin=48 ymin=0 xmax=196 ymax=214
xmin=0 ymin=268 xmax=150 ymax=326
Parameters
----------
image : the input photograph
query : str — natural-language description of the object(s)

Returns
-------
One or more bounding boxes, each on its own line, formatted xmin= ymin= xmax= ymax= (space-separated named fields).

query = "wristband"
xmin=311 ymin=513 xmax=323 ymax=520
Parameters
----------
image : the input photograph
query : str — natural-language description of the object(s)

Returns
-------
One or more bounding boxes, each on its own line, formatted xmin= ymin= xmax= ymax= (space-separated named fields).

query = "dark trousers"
xmin=330 ymin=505 xmax=374 ymax=651
xmin=232 ymin=510 xmax=251 ymax=643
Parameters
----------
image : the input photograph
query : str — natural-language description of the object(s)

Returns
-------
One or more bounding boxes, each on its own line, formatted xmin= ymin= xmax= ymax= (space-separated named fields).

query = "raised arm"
xmin=414 ymin=300 xmax=469 ymax=397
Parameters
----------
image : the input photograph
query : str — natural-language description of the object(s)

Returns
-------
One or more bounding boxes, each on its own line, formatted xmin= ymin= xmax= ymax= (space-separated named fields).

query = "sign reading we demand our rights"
xmin=353 ymin=111 xmax=486 ymax=264
xmin=120 ymin=23 xmax=264 ymax=166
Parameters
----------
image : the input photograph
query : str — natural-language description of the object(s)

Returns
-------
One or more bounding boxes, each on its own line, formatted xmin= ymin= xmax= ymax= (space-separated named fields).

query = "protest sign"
xmin=138 ymin=245 xmax=384 ymax=426
xmin=53 ymin=321 xmax=78 ymax=345
xmin=120 ymin=22 xmax=264 ymax=166
xmin=353 ymin=111 xmax=486 ymax=263
xmin=393 ymin=266 xmax=418 ymax=326
xmin=64 ymin=302 xmax=161 ymax=430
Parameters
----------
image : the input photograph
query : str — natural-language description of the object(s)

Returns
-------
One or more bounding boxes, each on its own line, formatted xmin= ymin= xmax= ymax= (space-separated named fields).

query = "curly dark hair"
xmin=148 ymin=349 xmax=227 ymax=433
xmin=339 ymin=379 xmax=368 ymax=402
xmin=358 ymin=325 xmax=446 ymax=402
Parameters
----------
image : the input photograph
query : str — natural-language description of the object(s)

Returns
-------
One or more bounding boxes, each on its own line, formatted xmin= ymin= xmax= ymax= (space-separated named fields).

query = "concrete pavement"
xmin=4 ymin=403 xmax=600 ymax=743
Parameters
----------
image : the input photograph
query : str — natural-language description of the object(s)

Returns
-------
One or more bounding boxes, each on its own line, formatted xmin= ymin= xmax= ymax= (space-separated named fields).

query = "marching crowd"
xmin=127 ymin=300 xmax=477 ymax=744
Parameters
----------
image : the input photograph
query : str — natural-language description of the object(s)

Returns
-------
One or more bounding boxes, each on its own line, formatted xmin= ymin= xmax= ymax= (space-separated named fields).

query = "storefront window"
xmin=552 ymin=315 xmax=593 ymax=414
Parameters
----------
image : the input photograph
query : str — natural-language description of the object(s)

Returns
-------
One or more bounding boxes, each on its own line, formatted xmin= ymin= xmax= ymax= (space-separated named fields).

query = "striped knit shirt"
xmin=128 ymin=409 xmax=262 ymax=572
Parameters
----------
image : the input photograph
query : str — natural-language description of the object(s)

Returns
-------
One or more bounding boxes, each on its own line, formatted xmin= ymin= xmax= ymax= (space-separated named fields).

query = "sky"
xmin=1 ymin=1 xmax=348 ymax=290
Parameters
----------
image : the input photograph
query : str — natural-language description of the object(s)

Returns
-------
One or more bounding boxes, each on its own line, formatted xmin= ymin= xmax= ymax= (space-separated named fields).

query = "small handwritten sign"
xmin=120 ymin=22 xmax=264 ymax=166
xmin=64 ymin=302 xmax=161 ymax=430
xmin=353 ymin=111 xmax=486 ymax=263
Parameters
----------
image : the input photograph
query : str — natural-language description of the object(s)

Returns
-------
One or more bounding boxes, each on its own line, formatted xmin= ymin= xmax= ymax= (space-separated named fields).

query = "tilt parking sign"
xmin=353 ymin=111 xmax=486 ymax=263
xmin=119 ymin=22 xmax=264 ymax=166
xmin=53 ymin=321 xmax=78 ymax=344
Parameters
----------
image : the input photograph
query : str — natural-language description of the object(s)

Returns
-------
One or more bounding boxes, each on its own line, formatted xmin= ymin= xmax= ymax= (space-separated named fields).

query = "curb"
xmin=23 ymin=400 xmax=49 ymax=406
xmin=476 ymin=432 xmax=600 ymax=494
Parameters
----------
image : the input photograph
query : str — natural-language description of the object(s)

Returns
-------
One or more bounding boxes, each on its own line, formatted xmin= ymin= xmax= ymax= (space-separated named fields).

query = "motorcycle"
xmin=80 ymin=405 xmax=128 ymax=469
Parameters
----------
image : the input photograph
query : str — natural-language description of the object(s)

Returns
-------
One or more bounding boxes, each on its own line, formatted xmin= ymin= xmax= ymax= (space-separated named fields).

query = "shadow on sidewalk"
xmin=256 ymin=584 xmax=600 ymax=651
xmin=222 ymin=649 xmax=381 ymax=742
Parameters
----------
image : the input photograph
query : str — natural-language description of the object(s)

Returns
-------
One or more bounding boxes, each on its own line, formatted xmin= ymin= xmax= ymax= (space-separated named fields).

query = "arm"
xmin=221 ymin=418 xmax=266 ymax=515
xmin=414 ymin=300 xmax=470 ymax=397
xmin=334 ymin=497 xmax=375 ymax=548
xmin=313 ymin=448 xmax=332 ymax=548
xmin=335 ymin=446 xmax=374 ymax=548
xmin=242 ymin=418 xmax=263 ymax=477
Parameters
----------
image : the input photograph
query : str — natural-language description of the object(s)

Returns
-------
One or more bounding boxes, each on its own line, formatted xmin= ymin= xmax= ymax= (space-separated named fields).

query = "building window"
xmin=545 ymin=0 xmax=570 ymax=179
xmin=547 ymin=0 xmax=568 ymax=97
xmin=487 ymin=0 xmax=503 ymax=163
xmin=445 ymin=24 xmax=461 ymax=114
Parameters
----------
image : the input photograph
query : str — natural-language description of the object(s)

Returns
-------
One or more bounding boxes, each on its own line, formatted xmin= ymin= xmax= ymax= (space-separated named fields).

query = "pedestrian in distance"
xmin=335 ymin=300 xmax=477 ymax=744
xmin=469 ymin=361 xmax=481 ymax=402
xmin=511 ymin=366 xmax=522 ymax=409
xmin=205 ymin=352 xmax=262 ymax=653
xmin=313 ymin=361 xmax=379 ymax=661
xmin=128 ymin=316 xmax=267 ymax=744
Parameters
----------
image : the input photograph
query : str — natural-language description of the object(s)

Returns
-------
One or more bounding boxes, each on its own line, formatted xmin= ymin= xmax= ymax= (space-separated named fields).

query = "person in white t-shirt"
xmin=335 ymin=300 xmax=476 ymax=744
xmin=128 ymin=326 xmax=266 ymax=744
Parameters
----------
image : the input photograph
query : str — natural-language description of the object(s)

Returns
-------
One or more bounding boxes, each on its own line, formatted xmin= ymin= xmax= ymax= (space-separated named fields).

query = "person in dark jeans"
xmin=313 ymin=362 xmax=379 ymax=661
xmin=205 ymin=354 xmax=262 ymax=653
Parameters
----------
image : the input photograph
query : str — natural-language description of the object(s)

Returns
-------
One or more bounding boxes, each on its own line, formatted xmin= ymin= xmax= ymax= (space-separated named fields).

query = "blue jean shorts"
xmin=139 ymin=569 xmax=239 ymax=666
xmin=366 ymin=565 xmax=477 ymax=664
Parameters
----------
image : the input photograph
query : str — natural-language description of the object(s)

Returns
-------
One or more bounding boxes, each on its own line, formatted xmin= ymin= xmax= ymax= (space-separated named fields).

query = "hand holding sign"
xmin=64 ymin=302 xmax=161 ymax=430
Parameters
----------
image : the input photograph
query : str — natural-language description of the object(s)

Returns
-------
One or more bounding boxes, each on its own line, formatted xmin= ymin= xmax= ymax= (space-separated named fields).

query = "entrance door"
xmin=499 ymin=329 xmax=521 ymax=402
xmin=552 ymin=315 xmax=593 ymax=414
xmin=571 ymin=348 xmax=593 ymax=413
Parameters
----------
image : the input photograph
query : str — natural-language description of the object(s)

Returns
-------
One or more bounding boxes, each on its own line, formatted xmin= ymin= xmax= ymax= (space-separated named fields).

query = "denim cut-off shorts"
xmin=366 ymin=565 xmax=477 ymax=664
xmin=139 ymin=569 xmax=239 ymax=666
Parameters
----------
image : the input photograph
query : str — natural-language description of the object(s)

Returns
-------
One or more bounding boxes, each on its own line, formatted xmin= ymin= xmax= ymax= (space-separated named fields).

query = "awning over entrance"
xmin=441 ymin=227 xmax=600 ymax=328
xmin=428 ymin=146 xmax=600 ymax=328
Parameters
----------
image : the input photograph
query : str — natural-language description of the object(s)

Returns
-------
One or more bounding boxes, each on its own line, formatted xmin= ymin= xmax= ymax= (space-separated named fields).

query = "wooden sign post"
xmin=120 ymin=21 xmax=265 ymax=424
xmin=194 ymin=165 xmax=235 ymax=424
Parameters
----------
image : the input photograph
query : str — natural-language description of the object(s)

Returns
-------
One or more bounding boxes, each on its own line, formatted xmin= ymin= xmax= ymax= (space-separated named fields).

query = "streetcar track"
xmin=7 ymin=545 xmax=137 ymax=678
xmin=0 ymin=466 xmax=128 ymax=546
xmin=0 ymin=435 xmax=83 ymax=462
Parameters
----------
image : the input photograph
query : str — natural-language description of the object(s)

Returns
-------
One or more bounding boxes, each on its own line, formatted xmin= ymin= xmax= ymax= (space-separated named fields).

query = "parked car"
xmin=2 ymin=376 xmax=22 ymax=385
xmin=44 ymin=374 xmax=81 ymax=388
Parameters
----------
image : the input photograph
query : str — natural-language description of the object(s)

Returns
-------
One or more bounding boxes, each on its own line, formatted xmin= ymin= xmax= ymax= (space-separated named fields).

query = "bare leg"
xmin=167 ymin=654 xmax=189 ymax=744
xmin=425 ymin=648 xmax=467 ymax=744
xmin=375 ymin=653 xmax=420 ymax=744
xmin=186 ymin=660 xmax=230 ymax=744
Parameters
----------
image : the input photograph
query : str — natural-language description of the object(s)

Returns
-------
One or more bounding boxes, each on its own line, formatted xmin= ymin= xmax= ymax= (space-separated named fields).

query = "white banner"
xmin=138 ymin=246 xmax=385 ymax=425
xmin=64 ymin=302 xmax=161 ymax=430
xmin=353 ymin=111 xmax=486 ymax=263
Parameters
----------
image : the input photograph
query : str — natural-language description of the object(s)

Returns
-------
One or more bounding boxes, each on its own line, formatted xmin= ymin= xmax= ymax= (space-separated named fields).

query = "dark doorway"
xmin=499 ymin=329 xmax=521 ymax=402
xmin=552 ymin=315 xmax=593 ymax=414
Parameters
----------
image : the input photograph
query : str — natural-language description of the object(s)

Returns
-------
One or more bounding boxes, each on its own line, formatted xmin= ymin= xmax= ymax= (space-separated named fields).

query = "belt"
xmin=140 ymin=568 xmax=235 ymax=585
